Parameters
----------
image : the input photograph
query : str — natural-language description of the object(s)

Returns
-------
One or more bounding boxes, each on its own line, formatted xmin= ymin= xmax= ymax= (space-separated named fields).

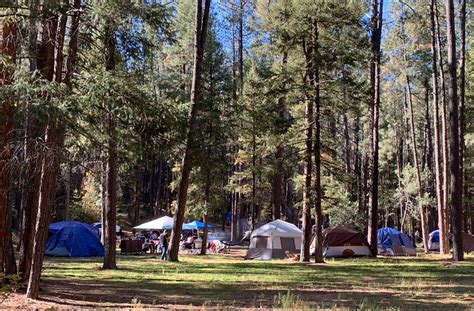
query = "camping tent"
xmin=246 ymin=219 xmax=302 ymax=260
xmin=377 ymin=227 xmax=416 ymax=256
xmin=462 ymin=233 xmax=474 ymax=253
xmin=428 ymin=230 xmax=440 ymax=251
xmin=45 ymin=221 xmax=104 ymax=257
xmin=134 ymin=216 xmax=174 ymax=230
xmin=429 ymin=230 xmax=474 ymax=253
xmin=311 ymin=226 xmax=370 ymax=258
xmin=183 ymin=221 xmax=215 ymax=231
xmin=92 ymin=222 xmax=121 ymax=233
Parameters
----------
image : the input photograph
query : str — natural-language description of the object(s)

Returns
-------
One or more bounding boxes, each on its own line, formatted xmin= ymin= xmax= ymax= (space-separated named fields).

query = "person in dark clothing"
xmin=159 ymin=230 xmax=169 ymax=260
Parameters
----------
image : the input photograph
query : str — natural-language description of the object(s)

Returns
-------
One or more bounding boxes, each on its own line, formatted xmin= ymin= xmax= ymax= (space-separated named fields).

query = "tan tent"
xmin=246 ymin=220 xmax=302 ymax=260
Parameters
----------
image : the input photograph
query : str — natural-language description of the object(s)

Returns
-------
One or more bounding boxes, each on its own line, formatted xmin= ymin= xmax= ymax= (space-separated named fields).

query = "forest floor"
xmin=2 ymin=249 xmax=473 ymax=310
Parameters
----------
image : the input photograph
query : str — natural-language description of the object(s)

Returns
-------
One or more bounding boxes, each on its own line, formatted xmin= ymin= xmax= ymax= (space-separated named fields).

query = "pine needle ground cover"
xmin=4 ymin=253 xmax=474 ymax=309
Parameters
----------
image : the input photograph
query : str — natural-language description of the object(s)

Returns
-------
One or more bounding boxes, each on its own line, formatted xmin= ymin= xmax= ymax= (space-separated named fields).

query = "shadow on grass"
xmin=37 ymin=255 xmax=474 ymax=309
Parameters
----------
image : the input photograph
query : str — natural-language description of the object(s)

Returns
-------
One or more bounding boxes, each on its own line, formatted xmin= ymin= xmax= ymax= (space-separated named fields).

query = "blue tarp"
xmin=429 ymin=230 xmax=440 ymax=243
xmin=45 ymin=221 xmax=104 ymax=257
xmin=183 ymin=221 xmax=215 ymax=231
xmin=377 ymin=227 xmax=414 ymax=251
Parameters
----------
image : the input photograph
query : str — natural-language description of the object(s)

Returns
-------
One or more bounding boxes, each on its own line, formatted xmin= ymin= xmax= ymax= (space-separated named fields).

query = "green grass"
xmin=39 ymin=253 xmax=474 ymax=309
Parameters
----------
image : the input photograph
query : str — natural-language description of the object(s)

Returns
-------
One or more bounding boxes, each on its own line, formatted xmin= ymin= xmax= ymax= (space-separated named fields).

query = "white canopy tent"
xmin=246 ymin=219 xmax=302 ymax=260
xmin=134 ymin=216 xmax=174 ymax=230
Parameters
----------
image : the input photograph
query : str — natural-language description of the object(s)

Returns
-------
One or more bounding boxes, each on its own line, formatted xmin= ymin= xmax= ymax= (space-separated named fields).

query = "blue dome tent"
xmin=377 ymin=227 xmax=416 ymax=256
xmin=45 ymin=221 xmax=104 ymax=257
xmin=428 ymin=230 xmax=440 ymax=251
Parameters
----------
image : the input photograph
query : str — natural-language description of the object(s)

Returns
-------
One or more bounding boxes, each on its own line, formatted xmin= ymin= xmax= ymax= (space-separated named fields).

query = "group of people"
xmin=134 ymin=229 xmax=221 ymax=258
xmin=137 ymin=230 xmax=170 ymax=260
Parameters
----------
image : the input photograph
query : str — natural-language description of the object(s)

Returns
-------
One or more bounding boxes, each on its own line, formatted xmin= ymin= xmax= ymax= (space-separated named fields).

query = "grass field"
xmin=3 ymin=250 xmax=474 ymax=310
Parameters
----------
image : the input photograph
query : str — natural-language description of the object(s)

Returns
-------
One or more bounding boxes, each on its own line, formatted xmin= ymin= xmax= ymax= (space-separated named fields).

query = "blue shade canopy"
xmin=183 ymin=221 xmax=215 ymax=231
xmin=46 ymin=221 xmax=104 ymax=257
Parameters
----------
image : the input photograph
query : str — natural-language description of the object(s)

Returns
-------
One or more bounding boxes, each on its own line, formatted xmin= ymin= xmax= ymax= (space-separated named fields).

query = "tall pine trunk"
xmin=430 ymin=0 xmax=448 ymax=255
xmin=300 ymin=35 xmax=314 ymax=263
xmin=367 ymin=0 xmax=383 ymax=257
xmin=422 ymin=79 xmax=435 ymax=230
xmin=169 ymin=0 xmax=211 ymax=262
xmin=102 ymin=19 xmax=118 ymax=270
xmin=458 ymin=0 xmax=467 ymax=232
xmin=405 ymin=78 xmax=429 ymax=253
xmin=26 ymin=124 xmax=65 ymax=298
xmin=312 ymin=21 xmax=324 ymax=264
xmin=434 ymin=0 xmax=450 ymax=253
xmin=63 ymin=163 xmax=71 ymax=220
xmin=272 ymin=51 xmax=287 ymax=220
xmin=18 ymin=0 xmax=42 ymax=281
xmin=27 ymin=0 xmax=80 ymax=297
xmin=0 ymin=11 xmax=18 ymax=279
xmin=444 ymin=0 xmax=463 ymax=261
xmin=133 ymin=168 xmax=140 ymax=226
xmin=25 ymin=4 xmax=58 ymax=298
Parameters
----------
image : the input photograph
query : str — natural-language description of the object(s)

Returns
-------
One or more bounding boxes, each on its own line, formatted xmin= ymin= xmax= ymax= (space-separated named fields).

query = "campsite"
xmin=1 ymin=0 xmax=474 ymax=309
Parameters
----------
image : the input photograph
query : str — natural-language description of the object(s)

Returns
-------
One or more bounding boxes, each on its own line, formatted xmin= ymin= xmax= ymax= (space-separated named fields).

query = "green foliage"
xmin=323 ymin=176 xmax=365 ymax=230
xmin=70 ymin=171 xmax=101 ymax=224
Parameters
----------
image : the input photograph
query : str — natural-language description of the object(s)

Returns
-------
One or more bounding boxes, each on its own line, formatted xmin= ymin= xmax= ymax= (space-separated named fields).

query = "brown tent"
xmin=311 ymin=226 xmax=370 ymax=257
xmin=463 ymin=233 xmax=474 ymax=253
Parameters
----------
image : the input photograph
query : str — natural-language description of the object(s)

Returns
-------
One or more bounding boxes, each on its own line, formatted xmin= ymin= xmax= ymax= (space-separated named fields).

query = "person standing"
xmin=159 ymin=230 xmax=169 ymax=260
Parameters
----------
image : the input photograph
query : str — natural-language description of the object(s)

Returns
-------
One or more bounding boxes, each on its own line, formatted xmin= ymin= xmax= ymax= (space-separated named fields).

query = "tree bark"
xmin=354 ymin=115 xmax=363 ymax=210
xmin=153 ymin=157 xmax=163 ymax=217
xmin=26 ymin=124 xmax=65 ymax=299
xmin=444 ymin=0 xmax=463 ymax=261
xmin=103 ymin=111 xmax=118 ymax=269
xmin=23 ymin=1 xmax=59 ymax=290
xmin=422 ymin=79 xmax=436 ymax=230
xmin=18 ymin=0 xmax=42 ymax=281
xmin=343 ymin=114 xmax=351 ymax=191
xmin=20 ymin=0 xmax=56 ymax=280
xmin=0 ymin=11 xmax=18 ymax=279
xmin=405 ymin=78 xmax=429 ymax=253
xmin=285 ymin=179 xmax=295 ymax=224
xmin=367 ymin=0 xmax=383 ymax=257
xmin=458 ymin=0 xmax=467 ymax=232
xmin=64 ymin=162 xmax=71 ymax=220
xmin=238 ymin=0 xmax=244 ymax=91
xmin=312 ymin=21 xmax=324 ymax=264
xmin=272 ymin=52 xmax=287 ymax=221
xmin=27 ymin=0 xmax=79 ymax=296
xmin=133 ymin=168 xmax=140 ymax=226
xmin=434 ymin=0 xmax=450 ymax=253
xmin=300 ymin=36 xmax=314 ymax=263
xmin=231 ymin=191 xmax=238 ymax=241
xmin=271 ymin=165 xmax=283 ymax=220
xmin=101 ymin=16 xmax=118 ymax=270
xmin=396 ymin=130 xmax=404 ymax=231
xmin=422 ymin=79 xmax=433 ymax=176
xmin=169 ymin=0 xmax=211 ymax=262
xmin=429 ymin=0 xmax=448 ymax=255
xmin=200 ymin=213 xmax=209 ymax=255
